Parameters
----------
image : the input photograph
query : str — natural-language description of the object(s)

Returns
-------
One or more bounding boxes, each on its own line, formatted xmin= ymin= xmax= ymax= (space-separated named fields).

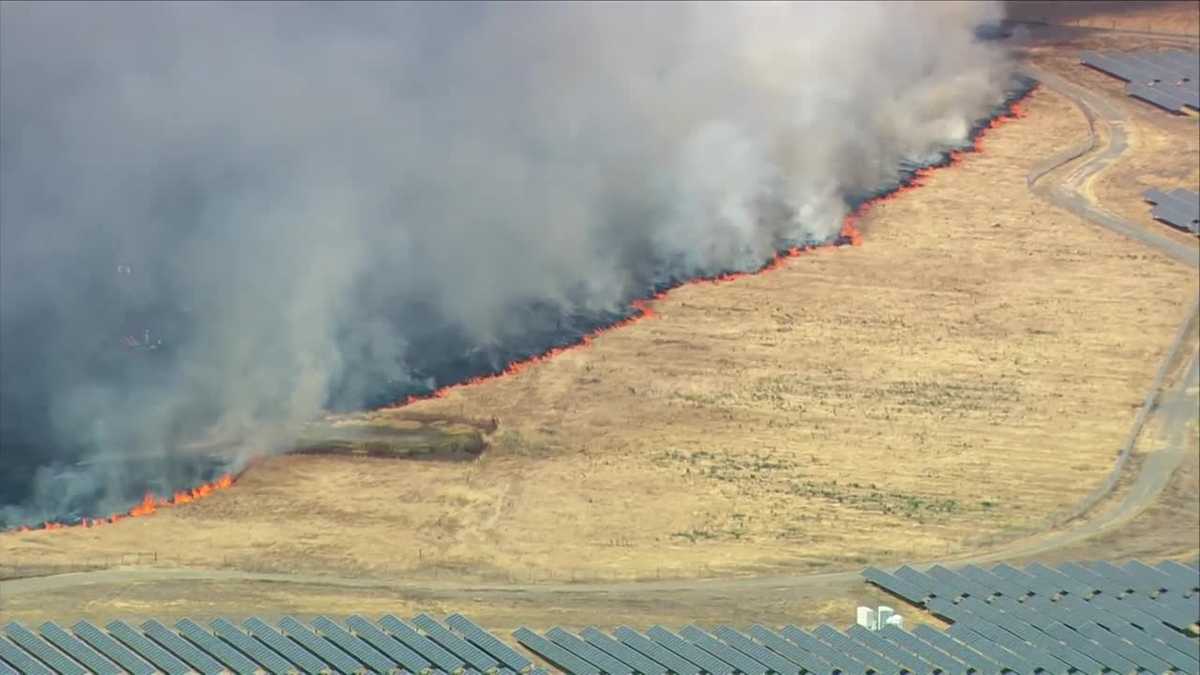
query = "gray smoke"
xmin=0 ymin=1 xmax=1014 ymax=524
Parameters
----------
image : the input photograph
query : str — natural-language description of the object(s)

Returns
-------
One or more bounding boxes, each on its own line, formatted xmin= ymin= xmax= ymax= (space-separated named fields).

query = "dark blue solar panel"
xmin=1083 ymin=560 xmax=1139 ymax=593
xmin=927 ymin=564 xmax=996 ymax=601
xmin=410 ymin=614 xmax=498 ymax=673
xmin=39 ymin=622 xmax=122 ymax=675
xmin=1157 ymin=559 xmax=1200 ymax=593
xmin=1083 ymin=50 xmax=1199 ymax=113
xmin=545 ymin=627 xmax=632 ymax=675
xmin=1120 ymin=590 xmax=1195 ymax=630
xmin=924 ymin=596 xmax=963 ymax=623
xmin=513 ymin=628 xmax=599 ymax=675
xmin=243 ymin=617 xmax=331 ymax=675
xmin=954 ymin=596 xmax=1044 ymax=645
xmin=1130 ymin=82 xmax=1188 ymax=111
xmin=845 ymin=625 xmax=933 ymax=674
xmin=893 ymin=566 xmax=945 ymax=600
xmin=1087 ymin=591 xmax=1185 ymax=641
xmin=739 ymin=624 xmax=835 ymax=667
xmin=1159 ymin=593 xmax=1200 ymax=626
xmin=712 ymin=626 xmax=802 ymax=675
xmin=346 ymin=616 xmax=432 ymax=674
xmin=1075 ymin=622 xmax=1175 ymax=674
xmin=1099 ymin=618 xmax=1198 ymax=672
xmin=811 ymin=624 xmax=894 ymax=674
xmin=311 ymin=616 xmax=399 ymax=675
xmin=1055 ymin=562 xmax=1111 ymax=594
xmin=142 ymin=619 xmax=228 ymax=675
xmin=376 ymin=615 xmax=462 ymax=674
xmin=989 ymin=561 xmax=1050 ymax=597
xmin=5 ymin=622 xmax=87 ymax=675
xmin=446 ymin=615 xmax=530 ymax=673
xmin=1025 ymin=562 xmax=1094 ymax=597
xmin=970 ymin=616 xmax=1097 ymax=674
xmin=876 ymin=625 xmax=965 ymax=675
xmin=71 ymin=620 xmax=156 ymax=675
xmin=945 ymin=623 xmax=1035 ymax=674
xmin=678 ymin=625 xmax=767 ymax=675
xmin=176 ymin=618 xmax=263 ymax=675
xmin=613 ymin=626 xmax=701 ymax=675
xmin=983 ymin=594 xmax=1050 ymax=630
xmin=1123 ymin=560 xmax=1174 ymax=592
xmin=0 ymin=636 xmax=52 ymax=675
xmin=746 ymin=625 xmax=834 ymax=675
xmin=910 ymin=624 xmax=999 ymax=674
xmin=862 ymin=567 xmax=929 ymax=606
xmin=779 ymin=625 xmax=862 ymax=674
xmin=1043 ymin=622 xmax=1138 ymax=674
xmin=279 ymin=616 xmax=368 ymax=675
xmin=106 ymin=620 xmax=192 ymax=675
xmin=210 ymin=618 xmax=297 ymax=674
xmin=580 ymin=626 xmax=668 ymax=675
xmin=646 ymin=626 xmax=731 ymax=674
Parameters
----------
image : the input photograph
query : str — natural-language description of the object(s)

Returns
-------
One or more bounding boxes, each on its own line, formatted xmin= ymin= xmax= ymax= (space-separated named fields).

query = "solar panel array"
xmin=865 ymin=558 xmax=1200 ymax=674
xmin=1 ymin=560 xmax=1197 ymax=673
xmin=2 ymin=616 xmax=552 ymax=675
xmin=1145 ymin=188 xmax=1200 ymax=234
xmin=1081 ymin=50 xmax=1200 ymax=113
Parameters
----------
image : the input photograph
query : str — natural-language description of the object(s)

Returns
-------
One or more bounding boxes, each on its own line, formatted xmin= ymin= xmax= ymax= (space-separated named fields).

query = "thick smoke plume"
xmin=0 ymin=1 xmax=1014 ymax=525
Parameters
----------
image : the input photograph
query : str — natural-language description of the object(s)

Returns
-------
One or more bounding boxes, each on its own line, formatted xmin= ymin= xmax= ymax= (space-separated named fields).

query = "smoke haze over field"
xmin=0 ymin=1 xmax=1015 ymax=525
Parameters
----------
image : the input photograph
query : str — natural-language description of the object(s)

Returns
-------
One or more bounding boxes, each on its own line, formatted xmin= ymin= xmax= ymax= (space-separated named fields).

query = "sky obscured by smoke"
xmin=0 ymin=1 xmax=1014 ymax=525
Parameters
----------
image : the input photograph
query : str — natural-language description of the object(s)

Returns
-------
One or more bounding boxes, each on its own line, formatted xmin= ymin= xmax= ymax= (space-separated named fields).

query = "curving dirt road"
xmin=3 ymin=63 xmax=1198 ymax=612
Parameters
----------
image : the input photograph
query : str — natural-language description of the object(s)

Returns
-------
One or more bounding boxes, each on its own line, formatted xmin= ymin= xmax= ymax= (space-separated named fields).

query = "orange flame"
xmin=392 ymin=89 xmax=1030 ymax=411
xmin=11 ymin=472 xmax=237 ymax=534
xmin=128 ymin=493 xmax=158 ymax=517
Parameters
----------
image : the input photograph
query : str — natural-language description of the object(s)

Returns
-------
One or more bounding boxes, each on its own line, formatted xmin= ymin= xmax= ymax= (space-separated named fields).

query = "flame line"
xmin=387 ymin=90 xmax=1032 ymax=409
xmin=7 ymin=89 xmax=1033 ymax=535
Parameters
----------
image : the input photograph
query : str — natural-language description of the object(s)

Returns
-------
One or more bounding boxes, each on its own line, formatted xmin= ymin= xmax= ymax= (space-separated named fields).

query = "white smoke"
xmin=0 ymin=1 xmax=1015 ymax=524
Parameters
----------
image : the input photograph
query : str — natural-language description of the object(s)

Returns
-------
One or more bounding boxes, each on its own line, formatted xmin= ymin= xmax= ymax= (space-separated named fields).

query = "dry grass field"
xmin=2 ymin=81 xmax=1195 ymax=593
xmin=1008 ymin=1 xmax=1200 ymax=35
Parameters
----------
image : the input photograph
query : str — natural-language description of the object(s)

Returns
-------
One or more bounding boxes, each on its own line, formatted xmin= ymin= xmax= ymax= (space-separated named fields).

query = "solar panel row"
xmin=871 ymin=559 xmax=1199 ymax=602
xmin=211 ymin=617 xmax=298 ymax=674
xmin=377 ymin=614 xmax=464 ymax=674
xmin=141 ymin=619 xmax=228 ymax=675
xmin=280 ymin=615 xmax=367 ymax=675
xmin=106 ymin=620 xmax=192 ymax=675
xmin=4 ymin=622 xmax=87 ymax=675
xmin=39 ymin=621 xmax=123 ymax=675
xmin=864 ymin=560 xmax=1200 ymax=674
xmin=0 ymin=637 xmax=53 ymax=675
xmin=520 ymin=618 xmax=1200 ymax=675
xmin=244 ymin=616 xmax=331 ymax=674
xmin=1145 ymin=188 xmax=1200 ymax=234
xmin=72 ymin=619 xmax=156 ymax=675
xmin=1081 ymin=49 xmax=1200 ymax=114
xmin=1 ymin=574 xmax=1197 ymax=675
